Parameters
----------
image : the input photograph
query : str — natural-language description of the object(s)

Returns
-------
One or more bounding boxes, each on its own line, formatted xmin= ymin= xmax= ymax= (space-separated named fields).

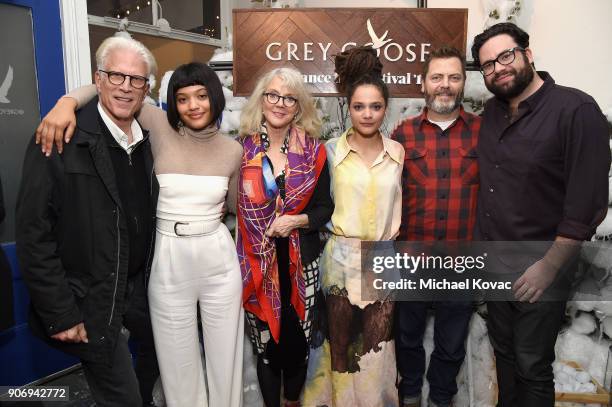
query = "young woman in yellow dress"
xmin=303 ymin=46 xmax=404 ymax=407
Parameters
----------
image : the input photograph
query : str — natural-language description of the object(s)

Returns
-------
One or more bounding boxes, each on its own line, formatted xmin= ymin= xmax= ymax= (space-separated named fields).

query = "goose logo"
xmin=365 ymin=19 xmax=393 ymax=50
xmin=0 ymin=66 xmax=13 ymax=104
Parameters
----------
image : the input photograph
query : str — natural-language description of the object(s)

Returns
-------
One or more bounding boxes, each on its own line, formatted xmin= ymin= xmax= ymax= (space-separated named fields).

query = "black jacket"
xmin=0 ymin=175 xmax=14 ymax=331
xmin=0 ymin=175 xmax=4 ymax=223
xmin=298 ymin=160 xmax=333 ymax=264
xmin=16 ymin=98 xmax=159 ymax=363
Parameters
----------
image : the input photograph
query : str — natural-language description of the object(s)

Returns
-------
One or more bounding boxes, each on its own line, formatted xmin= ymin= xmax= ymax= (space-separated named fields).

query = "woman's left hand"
xmin=266 ymin=214 xmax=308 ymax=238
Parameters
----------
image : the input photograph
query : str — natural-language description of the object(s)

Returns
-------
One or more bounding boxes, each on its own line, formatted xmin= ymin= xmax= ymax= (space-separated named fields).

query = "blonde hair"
xmin=239 ymin=67 xmax=321 ymax=138
xmin=96 ymin=36 xmax=157 ymax=77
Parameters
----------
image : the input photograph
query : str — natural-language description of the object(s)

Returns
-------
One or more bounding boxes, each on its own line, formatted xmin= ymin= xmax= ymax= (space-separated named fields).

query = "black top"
xmin=267 ymin=156 xmax=333 ymax=263
xmin=297 ymin=161 xmax=333 ymax=262
xmin=267 ymin=165 xmax=315 ymax=369
xmin=101 ymin=122 xmax=153 ymax=278
xmin=476 ymin=72 xmax=610 ymax=241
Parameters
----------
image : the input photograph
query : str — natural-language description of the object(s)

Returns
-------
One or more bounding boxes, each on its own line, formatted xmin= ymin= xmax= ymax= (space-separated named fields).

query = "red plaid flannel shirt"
xmin=391 ymin=107 xmax=481 ymax=241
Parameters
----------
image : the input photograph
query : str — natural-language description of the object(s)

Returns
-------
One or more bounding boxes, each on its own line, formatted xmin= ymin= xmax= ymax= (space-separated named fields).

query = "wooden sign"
xmin=233 ymin=8 xmax=468 ymax=97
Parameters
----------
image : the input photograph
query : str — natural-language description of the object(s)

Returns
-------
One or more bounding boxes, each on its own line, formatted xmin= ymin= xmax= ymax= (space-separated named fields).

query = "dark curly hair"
xmin=334 ymin=46 xmax=389 ymax=105
xmin=471 ymin=22 xmax=530 ymax=66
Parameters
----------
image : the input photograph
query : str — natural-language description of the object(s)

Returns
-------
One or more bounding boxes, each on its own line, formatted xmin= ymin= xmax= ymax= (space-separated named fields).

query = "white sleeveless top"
xmin=156 ymin=174 xmax=228 ymax=223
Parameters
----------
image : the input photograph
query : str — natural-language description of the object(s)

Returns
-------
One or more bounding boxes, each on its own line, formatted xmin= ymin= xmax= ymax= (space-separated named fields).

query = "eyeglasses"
xmin=99 ymin=70 xmax=149 ymax=89
xmin=263 ymin=92 xmax=298 ymax=107
xmin=479 ymin=47 xmax=525 ymax=76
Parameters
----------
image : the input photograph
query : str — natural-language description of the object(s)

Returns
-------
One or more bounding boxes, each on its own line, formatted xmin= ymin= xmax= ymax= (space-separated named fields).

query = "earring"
xmin=216 ymin=112 xmax=223 ymax=129
xmin=381 ymin=114 xmax=389 ymax=135
xmin=177 ymin=120 xmax=186 ymax=136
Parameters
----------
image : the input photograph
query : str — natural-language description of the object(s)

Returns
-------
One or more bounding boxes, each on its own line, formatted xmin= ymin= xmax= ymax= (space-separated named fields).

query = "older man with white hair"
xmin=16 ymin=36 xmax=160 ymax=406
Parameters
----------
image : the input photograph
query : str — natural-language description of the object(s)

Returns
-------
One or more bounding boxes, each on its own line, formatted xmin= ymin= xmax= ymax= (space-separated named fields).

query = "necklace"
xmin=260 ymin=123 xmax=289 ymax=154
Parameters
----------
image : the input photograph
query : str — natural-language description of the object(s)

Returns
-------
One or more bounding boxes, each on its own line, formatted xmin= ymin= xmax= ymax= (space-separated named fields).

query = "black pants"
xmin=487 ymin=301 xmax=566 ymax=407
xmin=0 ymin=246 xmax=14 ymax=331
xmin=82 ymin=273 xmax=159 ymax=407
xmin=255 ymin=238 xmax=308 ymax=407
xmin=395 ymin=301 xmax=473 ymax=406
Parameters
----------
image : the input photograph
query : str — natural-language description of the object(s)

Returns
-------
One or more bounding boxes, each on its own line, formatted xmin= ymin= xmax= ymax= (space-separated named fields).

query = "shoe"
xmin=283 ymin=400 xmax=301 ymax=407
xmin=428 ymin=397 xmax=452 ymax=407
xmin=402 ymin=395 xmax=421 ymax=407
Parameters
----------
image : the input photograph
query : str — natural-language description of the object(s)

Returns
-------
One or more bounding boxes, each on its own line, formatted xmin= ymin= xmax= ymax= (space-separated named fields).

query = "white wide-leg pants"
xmin=148 ymin=224 xmax=244 ymax=407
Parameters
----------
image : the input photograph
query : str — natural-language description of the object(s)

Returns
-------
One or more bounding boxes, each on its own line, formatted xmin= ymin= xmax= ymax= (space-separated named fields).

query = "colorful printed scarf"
xmin=237 ymin=127 xmax=326 ymax=343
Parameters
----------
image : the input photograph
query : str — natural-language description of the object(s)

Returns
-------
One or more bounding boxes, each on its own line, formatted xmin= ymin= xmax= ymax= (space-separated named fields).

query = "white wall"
xmin=429 ymin=0 xmax=612 ymax=114
xmin=527 ymin=0 xmax=612 ymax=114
xmin=234 ymin=0 xmax=254 ymax=8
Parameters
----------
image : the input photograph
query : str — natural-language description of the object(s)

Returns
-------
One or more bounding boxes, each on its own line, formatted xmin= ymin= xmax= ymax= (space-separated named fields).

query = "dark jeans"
xmin=82 ymin=272 xmax=159 ymax=407
xmin=395 ymin=301 xmax=473 ymax=406
xmin=487 ymin=301 xmax=566 ymax=407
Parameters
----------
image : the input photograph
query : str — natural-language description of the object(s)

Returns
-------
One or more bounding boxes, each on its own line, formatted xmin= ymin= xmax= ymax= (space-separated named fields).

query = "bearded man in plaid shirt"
xmin=391 ymin=46 xmax=481 ymax=407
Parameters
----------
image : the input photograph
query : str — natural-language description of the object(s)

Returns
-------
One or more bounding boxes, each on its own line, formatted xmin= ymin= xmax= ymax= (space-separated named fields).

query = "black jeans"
xmin=82 ymin=272 xmax=159 ymax=407
xmin=487 ymin=300 xmax=566 ymax=407
xmin=395 ymin=301 xmax=473 ymax=406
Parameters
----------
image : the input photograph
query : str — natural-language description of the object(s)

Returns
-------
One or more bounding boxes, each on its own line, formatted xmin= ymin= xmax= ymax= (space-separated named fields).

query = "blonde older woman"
xmin=237 ymin=67 xmax=333 ymax=407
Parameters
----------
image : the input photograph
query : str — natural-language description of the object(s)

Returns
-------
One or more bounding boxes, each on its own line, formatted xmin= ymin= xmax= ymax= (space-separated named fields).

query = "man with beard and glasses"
xmin=472 ymin=22 xmax=610 ymax=407
xmin=391 ymin=46 xmax=480 ymax=407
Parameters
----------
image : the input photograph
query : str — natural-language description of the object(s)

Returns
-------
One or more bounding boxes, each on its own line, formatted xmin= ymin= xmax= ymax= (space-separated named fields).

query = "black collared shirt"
xmin=476 ymin=72 xmax=610 ymax=241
